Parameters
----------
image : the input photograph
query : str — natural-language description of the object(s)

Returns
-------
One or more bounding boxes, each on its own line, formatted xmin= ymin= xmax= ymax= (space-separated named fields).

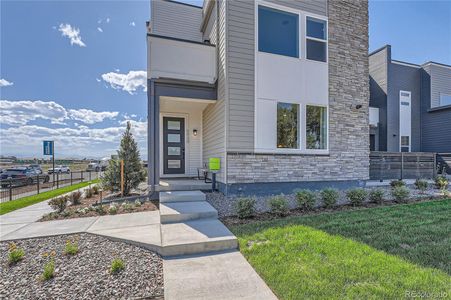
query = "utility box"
xmin=209 ymin=157 xmax=220 ymax=171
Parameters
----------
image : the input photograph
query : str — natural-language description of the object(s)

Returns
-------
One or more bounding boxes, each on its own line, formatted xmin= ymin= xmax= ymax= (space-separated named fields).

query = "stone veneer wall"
xmin=226 ymin=0 xmax=370 ymax=184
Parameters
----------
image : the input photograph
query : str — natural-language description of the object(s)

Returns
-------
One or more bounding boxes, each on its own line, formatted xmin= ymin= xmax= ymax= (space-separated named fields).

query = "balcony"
xmin=148 ymin=34 xmax=217 ymax=84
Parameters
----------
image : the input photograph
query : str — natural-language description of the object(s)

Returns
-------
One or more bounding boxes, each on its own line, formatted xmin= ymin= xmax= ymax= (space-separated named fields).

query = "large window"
xmin=306 ymin=17 xmax=327 ymax=62
xmin=306 ymin=105 xmax=327 ymax=149
xmin=258 ymin=6 xmax=299 ymax=58
xmin=277 ymin=102 xmax=299 ymax=148
xmin=440 ymin=93 xmax=451 ymax=106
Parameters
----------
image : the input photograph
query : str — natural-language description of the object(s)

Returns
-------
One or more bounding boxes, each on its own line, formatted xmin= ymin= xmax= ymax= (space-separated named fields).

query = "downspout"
xmin=148 ymin=79 xmax=157 ymax=199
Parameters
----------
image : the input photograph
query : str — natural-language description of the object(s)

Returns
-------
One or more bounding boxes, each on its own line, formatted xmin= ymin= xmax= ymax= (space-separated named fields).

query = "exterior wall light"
xmin=193 ymin=129 xmax=198 ymax=136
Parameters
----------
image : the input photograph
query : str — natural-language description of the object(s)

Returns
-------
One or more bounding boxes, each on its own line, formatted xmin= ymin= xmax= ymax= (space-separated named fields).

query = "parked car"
xmin=29 ymin=164 xmax=43 ymax=174
xmin=86 ymin=162 xmax=101 ymax=172
xmin=48 ymin=165 xmax=70 ymax=174
xmin=0 ymin=167 xmax=50 ymax=187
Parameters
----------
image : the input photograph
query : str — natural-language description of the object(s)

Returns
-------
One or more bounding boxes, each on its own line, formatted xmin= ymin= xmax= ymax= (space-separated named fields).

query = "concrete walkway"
xmin=0 ymin=191 xmax=277 ymax=300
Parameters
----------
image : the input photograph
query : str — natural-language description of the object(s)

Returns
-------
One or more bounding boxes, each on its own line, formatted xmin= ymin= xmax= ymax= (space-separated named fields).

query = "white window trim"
xmin=304 ymin=103 xmax=329 ymax=152
xmin=399 ymin=90 xmax=411 ymax=153
xmin=305 ymin=15 xmax=328 ymax=63
xmin=253 ymin=0 xmax=329 ymax=155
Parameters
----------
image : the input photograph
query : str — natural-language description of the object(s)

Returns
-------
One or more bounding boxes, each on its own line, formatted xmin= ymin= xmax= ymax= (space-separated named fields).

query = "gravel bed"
xmin=0 ymin=233 xmax=163 ymax=299
xmin=207 ymin=185 xmax=450 ymax=217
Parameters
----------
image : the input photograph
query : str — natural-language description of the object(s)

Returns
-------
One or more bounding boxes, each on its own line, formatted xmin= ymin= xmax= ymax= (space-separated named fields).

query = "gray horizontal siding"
xmin=266 ymin=0 xmax=327 ymax=16
xmin=151 ymin=0 xmax=202 ymax=42
xmin=226 ymin=0 xmax=255 ymax=152
xmin=429 ymin=64 xmax=451 ymax=108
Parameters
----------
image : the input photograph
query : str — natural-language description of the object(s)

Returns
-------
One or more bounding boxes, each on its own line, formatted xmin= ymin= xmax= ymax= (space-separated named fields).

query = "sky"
xmin=1 ymin=0 xmax=450 ymax=159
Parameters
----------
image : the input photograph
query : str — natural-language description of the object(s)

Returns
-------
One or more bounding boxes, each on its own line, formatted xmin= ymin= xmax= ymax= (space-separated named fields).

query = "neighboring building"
xmin=147 ymin=0 xmax=369 ymax=195
xmin=369 ymin=45 xmax=451 ymax=153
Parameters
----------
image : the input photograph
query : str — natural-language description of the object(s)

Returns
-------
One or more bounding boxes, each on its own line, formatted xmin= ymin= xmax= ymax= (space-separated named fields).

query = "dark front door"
xmin=163 ymin=117 xmax=185 ymax=174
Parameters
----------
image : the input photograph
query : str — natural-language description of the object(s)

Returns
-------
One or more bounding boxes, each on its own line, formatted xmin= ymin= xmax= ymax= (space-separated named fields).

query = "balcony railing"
xmin=148 ymin=34 xmax=217 ymax=84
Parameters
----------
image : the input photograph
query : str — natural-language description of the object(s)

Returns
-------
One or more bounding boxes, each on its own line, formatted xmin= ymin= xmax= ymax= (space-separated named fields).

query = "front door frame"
xmin=160 ymin=112 xmax=189 ymax=177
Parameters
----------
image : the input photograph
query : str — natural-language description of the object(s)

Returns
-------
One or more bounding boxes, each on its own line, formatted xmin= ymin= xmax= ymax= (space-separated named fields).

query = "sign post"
xmin=43 ymin=141 xmax=54 ymax=185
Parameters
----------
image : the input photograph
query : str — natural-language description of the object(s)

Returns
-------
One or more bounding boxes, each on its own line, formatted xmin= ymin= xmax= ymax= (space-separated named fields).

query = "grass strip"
xmin=0 ymin=179 xmax=99 ymax=215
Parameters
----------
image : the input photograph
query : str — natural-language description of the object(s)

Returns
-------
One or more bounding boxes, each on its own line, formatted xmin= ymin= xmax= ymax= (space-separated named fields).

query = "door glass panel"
xmin=168 ymin=147 xmax=180 ymax=155
xmin=167 ymin=120 xmax=181 ymax=130
xmin=168 ymin=160 xmax=181 ymax=169
xmin=168 ymin=134 xmax=180 ymax=143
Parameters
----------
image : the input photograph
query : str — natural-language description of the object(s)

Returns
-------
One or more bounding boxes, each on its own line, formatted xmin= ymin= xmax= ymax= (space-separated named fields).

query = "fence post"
xmin=70 ymin=172 xmax=73 ymax=186
xmin=89 ymin=171 xmax=92 ymax=182
xmin=9 ymin=179 xmax=13 ymax=201
xmin=400 ymin=152 xmax=404 ymax=180
xmin=433 ymin=153 xmax=437 ymax=178
xmin=37 ymin=175 xmax=40 ymax=194
xmin=57 ymin=172 xmax=59 ymax=189
xmin=81 ymin=171 xmax=84 ymax=183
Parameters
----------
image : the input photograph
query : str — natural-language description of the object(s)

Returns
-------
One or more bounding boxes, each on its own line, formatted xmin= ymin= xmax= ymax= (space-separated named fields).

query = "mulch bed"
xmin=39 ymin=191 xmax=158 ymax=222
xmin=0 ymin=233 xmax=163 ymax=299
xmin=221 ymin=195 xmax=448 ymax=227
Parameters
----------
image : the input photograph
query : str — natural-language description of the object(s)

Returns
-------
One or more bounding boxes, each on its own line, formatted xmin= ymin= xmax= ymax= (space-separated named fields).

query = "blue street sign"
xmin=43 ymin=141 xmax=54 ymax=155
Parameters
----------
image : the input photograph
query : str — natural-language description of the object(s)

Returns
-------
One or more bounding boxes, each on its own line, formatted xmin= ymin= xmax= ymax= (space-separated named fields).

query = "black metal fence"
xmin=369 ymin=152 xmax=436 ymax=180
xmin=0 ymin=171 xmax=100 ymax=202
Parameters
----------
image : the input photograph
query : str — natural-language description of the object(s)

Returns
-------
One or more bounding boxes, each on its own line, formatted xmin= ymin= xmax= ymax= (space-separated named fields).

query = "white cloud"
xmin=58 ymin=23 xmax=86 ymax=47
xmin=97 ymin=27 xmax=103 ymax=33
xmin=101 ymin=70 xmax=147 ymax=94
xmin=0 ymin=100 xmax=118 ymax=126
xmin=130 ymin=21 xmax=136 ymax=26
xmin=106 ymin=17 xmax=110 ymax=23
xmin=0 ymin=79 xmax=13 ymax=87
xmin=68 ymin=109 xmax=118 ymax=124
xmin=96 ymin=78 xmax=101 ymax=82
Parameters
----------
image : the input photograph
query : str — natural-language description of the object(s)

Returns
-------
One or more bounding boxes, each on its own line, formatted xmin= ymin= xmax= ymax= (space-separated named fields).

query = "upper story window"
xmin=440 ymin=93 xmax=451 ymax=106
xmin=306 ymin=17 xmax=327 ymax=62
xmin=258 ymin=6 xmax=299 ymax=58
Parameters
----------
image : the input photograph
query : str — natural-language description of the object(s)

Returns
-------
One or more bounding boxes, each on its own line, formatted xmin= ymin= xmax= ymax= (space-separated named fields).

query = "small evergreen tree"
xmin=102 ymin=122 xmax=146 ymax=196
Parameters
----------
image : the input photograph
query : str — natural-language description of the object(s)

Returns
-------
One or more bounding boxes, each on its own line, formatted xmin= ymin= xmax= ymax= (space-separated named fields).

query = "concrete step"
xmin=160 ymin=191 xmax=206 ymax=203
xmin=160 ymin=201 xmax=218 ymax=224
xmin=161 ymin=219 xmax=238 ymax=256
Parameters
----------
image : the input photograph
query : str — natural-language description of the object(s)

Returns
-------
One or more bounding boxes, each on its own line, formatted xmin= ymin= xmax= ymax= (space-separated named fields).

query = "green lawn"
xmin=230 ymin=199 xmax=451 ymax=299
xmin=0 ymin=180 xmax=99 ymax=215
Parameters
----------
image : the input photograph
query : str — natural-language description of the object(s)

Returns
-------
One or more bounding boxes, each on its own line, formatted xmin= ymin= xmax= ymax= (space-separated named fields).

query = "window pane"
xmin=307 ymin=39 xmax=327 ymax=62
xmin=401 ymin=136 xmax=409 ymax=146
xmin=258 ymin=6 xmax=299 ymax=58
xmin=307 ymin=17 xmax=327 ymax=40
xmin=168 ymin=160 xmax=181 ymax=169
xmin=440 ymin=94 xmax=451 ymax=106
xmin=167 ymin=120 xmax=180 ymax=130
xmin=168 ymin=134 xmax=180 ymax=143
xmin=306 ymin=106 xmax=327 ymax=149
xmin=277 ymin=102 xmax=299 ymax=148
xmin=168 ymin=147 xmax=180 ymax=155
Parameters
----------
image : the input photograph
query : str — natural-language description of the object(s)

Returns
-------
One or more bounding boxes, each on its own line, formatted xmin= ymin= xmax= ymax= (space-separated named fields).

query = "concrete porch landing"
xmin=156 ymin=178 xmax=212 ymax=192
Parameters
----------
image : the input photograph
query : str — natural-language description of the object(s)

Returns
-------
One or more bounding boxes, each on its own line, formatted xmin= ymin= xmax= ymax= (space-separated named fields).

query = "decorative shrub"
xmin=49 ymin=196 xmax=68 ymax=213
xmin=295 ymin=190 xmax=316 ymax=210
xmin=64 ymin=239 xmax=78 ymax=256
xmin=369 ymin=189 xmax=385 ymax=204
xmin=346 ymin=188 xmax=367 ymax=206
xmin=434 ymin=176 xmax=449 ymax=191
xmin=111 ymin=258 xmax=125 ymax=274
xmin=268 ymin=196 xmax=289 ymax=217
xmin=234 ymin=198 xmax=256 ymax=219
xmin=390 ymin=179 xmax=405 ymax=188
xmin=414 ymin=179 xmax=428 ymax=193
xmin=8 ymin=242 xmax=25 ymax=265
xmin=95 ymin=205 xmax=107 ymax=215
xmin=320 ymin=188 xmax=339 ymax=208
xmin=42 ymin=259 xmax=55 ymax=281
xmin=134 ymin=199 xmax=142 ymax=207
xmin=121 ymin=201 xmax=134 ymax=211
xmin=108 ymin=203 xmax=118 ymax=215
xmin=71 ymin=191 xmax=82 ymax=205
xmin=92 ymin=185 xmax=100 ymax=195
xmin=391 ymin=186 xmax=410 ymax=203
xmin=85 ymin=188 xmax=94 ymax=199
